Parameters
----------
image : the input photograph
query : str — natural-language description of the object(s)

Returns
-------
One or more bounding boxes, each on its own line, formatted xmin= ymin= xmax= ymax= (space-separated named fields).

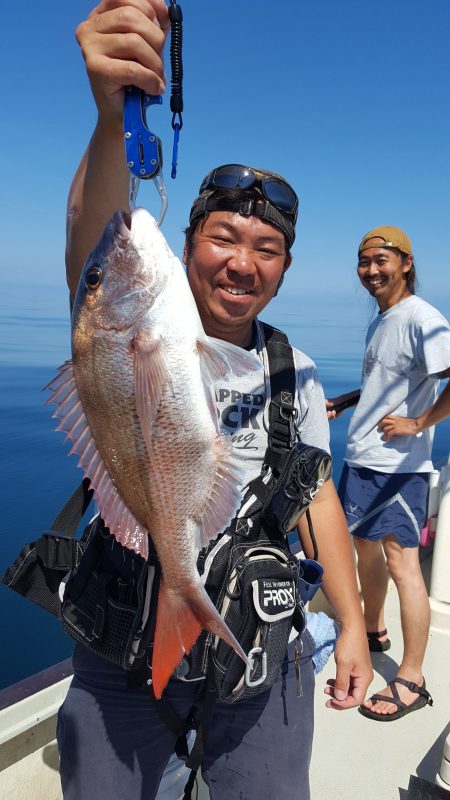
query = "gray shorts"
xmin=57 ymin=631 xmax=315 ymax=800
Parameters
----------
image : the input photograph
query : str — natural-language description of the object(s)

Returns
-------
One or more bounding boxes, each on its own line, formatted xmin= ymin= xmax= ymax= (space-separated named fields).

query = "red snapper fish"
xmin=46 ymin=208 xmax=260 ymax=697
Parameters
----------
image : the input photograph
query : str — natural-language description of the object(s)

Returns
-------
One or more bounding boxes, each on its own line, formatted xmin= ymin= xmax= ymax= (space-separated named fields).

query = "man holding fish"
xmin=56 ymin=1 xmax=372 ymax=798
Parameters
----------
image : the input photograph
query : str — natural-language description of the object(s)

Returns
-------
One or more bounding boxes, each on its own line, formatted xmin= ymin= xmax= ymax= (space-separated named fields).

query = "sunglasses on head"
xmin=199 ymin=164 xmax=299 ymax=222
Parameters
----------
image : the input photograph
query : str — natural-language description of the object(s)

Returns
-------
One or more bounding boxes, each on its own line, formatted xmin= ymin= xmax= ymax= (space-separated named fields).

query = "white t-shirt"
xmin=215 ymin=318 xmax=330 ymax=491
xmin=345 ymin=295 xmax=450 ymax=473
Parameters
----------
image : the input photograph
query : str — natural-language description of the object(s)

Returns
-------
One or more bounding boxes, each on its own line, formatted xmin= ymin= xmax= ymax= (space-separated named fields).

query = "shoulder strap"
xmin=232 ymin=323 xmax=298 ymax=518
xmin=260 ymin=322 xmax=297 ymax=464
xmin=257 ymin=324 xmax=319 ymax=558
xmin=36 ymin=478 xmax=94 ymax=571
xmin=50 ymin=478 xmax=94 ymax=538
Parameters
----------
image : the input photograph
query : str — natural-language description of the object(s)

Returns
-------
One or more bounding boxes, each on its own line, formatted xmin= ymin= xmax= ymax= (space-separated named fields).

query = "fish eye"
xmin=85 ymin=264 xmax=103 ymax=290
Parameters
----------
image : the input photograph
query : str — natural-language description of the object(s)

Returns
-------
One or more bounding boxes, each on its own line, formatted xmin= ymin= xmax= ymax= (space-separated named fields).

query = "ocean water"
xmin=1 ymin=281 xmax=449 ymax=691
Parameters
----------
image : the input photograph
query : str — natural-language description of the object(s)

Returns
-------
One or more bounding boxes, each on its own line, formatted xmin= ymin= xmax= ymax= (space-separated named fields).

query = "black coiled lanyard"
xmin=169 ymin=0 xmax=183 ymax=179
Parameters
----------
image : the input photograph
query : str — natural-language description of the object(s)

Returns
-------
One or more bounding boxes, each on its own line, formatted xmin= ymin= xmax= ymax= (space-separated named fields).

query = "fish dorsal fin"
xmin=133 ymin=330 xmax=168 ymax=454
xmin=195 ymin=434 xmax=244 ymax=549
xmin=45 ymin=361 xmax=149 ymax=559
xmin=197 ymin=336 xmax=261 ymax=385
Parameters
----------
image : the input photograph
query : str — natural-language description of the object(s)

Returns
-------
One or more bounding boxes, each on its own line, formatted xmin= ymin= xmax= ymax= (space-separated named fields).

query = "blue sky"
xmin=1 ymin=0 xmax=449 ymax=313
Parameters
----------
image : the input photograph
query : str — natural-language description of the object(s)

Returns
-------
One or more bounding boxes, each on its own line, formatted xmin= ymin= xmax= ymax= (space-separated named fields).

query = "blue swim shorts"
xmin=338 ymin=464 xmax=429 ymax=548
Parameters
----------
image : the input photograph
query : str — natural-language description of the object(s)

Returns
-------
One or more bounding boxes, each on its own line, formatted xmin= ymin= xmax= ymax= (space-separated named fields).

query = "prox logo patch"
xmin=253 ymin=578 xmax=296 ymax=622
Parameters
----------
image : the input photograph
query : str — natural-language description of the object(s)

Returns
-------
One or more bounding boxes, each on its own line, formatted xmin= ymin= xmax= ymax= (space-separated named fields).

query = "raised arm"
xmin=66 ymin=0 xmax=170 ymax=300
xmin=298 ymin=480 xmax=373 ymax=709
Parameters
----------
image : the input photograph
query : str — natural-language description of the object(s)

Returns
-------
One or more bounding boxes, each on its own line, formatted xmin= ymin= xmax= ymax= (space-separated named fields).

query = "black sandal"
xmin=367 ymin=629 xmax=391 ymax=652
xmin=358 ymin=677 xmax=433 ymax=722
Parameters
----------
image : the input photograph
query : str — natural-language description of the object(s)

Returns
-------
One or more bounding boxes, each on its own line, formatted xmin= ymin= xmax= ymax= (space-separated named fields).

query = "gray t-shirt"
xmin=345 ymin=295 xmax=450 ymax=473
xmin=215 ymin=318 xmax=330 ymax=492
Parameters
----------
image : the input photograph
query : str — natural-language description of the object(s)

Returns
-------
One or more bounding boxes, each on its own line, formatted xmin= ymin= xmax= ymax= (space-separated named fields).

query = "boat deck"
xmin=310 ymin=553 xmax=450 ymax=799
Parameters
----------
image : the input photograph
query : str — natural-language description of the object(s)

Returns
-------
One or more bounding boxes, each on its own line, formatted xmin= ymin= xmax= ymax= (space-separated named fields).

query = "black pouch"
xmin=1 ymin=533 xmax=86 ymax=619
xmin=1 ymin=479 xmax=160 ymax=673
xmin=186 ymin=531 xmax=304 ymax=703
xmin=0 ymin=480 xmax=94 ymax=619
xmin=261 ymin=441 xmax=332 ymax=537
xmin=61 ymin=517 xmax=159 ymax=671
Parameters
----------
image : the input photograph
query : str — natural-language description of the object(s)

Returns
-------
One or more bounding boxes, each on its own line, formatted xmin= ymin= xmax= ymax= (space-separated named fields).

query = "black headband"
xmin=189 ymin=191 xmax=296 ymax=248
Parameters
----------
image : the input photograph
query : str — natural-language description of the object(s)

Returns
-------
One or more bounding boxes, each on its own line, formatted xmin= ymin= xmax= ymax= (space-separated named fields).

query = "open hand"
xmin=324 ymin=628 xmax=373 ymax=710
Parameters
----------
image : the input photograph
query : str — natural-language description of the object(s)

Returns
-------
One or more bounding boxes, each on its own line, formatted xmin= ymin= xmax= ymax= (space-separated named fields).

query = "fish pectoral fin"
xmin=196 ymin=436 xmax=244 ymax=549
xmin=45 ymin=361 xmax=149 ymax=559
xmin=197 ymin=336 xmax=261 ymax=385
xmin=133 ymin=330 xmax=169 ymax=451
xmin=151 ymin=581 xmax=248 ymax=699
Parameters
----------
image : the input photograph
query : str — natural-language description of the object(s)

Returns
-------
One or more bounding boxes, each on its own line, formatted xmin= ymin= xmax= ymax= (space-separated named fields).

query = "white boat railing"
xmin=0 ymin=660 xmax=73 ymax=800
xmin=429 ymin=457 xmax=450 ymax=632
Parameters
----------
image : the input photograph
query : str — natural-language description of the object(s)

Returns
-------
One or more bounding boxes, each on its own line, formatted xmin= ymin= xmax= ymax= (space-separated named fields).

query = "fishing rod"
xmin=123 ymin=0 xmax=184 ymax=224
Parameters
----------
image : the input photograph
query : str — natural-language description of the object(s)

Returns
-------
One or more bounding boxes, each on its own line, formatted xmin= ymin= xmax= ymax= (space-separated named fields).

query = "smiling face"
xmin=183 ymin=211 xmax=291 ymax=346
xmin=357 ymin=246 xmax=413 ymax=312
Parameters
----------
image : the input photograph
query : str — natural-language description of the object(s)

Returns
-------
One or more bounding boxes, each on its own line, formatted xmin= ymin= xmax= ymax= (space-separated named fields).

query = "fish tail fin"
xmin=151 ymin=580 xmax=248 ymax=699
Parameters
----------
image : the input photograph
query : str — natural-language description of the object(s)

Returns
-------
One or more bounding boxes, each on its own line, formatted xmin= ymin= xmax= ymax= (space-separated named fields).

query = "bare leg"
xmin=363 ymin=535 xmax=430 ymax=715
xmin=353 ymin=536 xmax=389 ymax=643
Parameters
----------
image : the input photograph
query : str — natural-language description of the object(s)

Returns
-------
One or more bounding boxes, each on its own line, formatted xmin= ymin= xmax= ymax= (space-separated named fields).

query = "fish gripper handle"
xmin=123 ymin=88 xmax=163 ymax=180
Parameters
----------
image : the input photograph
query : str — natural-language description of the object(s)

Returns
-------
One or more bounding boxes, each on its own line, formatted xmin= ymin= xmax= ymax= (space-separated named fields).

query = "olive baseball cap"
xmin=358 ymin=226 xmax=412 ymax=256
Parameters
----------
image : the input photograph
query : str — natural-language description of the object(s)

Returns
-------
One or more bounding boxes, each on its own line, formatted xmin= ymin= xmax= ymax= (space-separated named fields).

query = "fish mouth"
xmin=122 ymin=211 xmax=132 ymax=231
xmin=110 ymin=209 xmax=133 ymax=242
xmin=113 ymin=207 xmax=160 ymax=249
xmin=110 ymin=207 xmax=159 ymax=247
